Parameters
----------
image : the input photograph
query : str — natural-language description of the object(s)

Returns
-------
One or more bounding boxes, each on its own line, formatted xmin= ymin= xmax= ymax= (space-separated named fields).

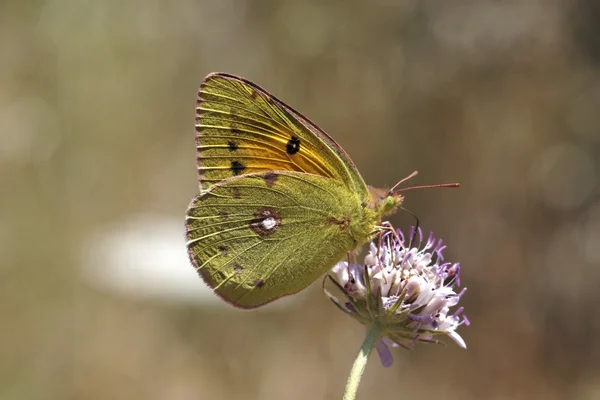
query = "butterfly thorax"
xmin=344 ymin=187 xmax=403 ymax=250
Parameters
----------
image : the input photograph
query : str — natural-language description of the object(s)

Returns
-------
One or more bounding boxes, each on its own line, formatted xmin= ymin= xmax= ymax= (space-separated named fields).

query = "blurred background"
xmin=2 ymin=0 xmax=600 ymax=399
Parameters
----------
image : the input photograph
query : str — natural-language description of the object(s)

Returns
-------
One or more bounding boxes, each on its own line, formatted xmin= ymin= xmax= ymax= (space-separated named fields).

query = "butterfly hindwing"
xmin=195 ymin=73 xmax=368 ymax=198
xmin=185 ymin=171 xmax=375 ymax=309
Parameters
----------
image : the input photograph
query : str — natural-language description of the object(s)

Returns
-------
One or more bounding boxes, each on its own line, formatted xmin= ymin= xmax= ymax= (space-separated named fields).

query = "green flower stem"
xmin=343 ymin=322 xmax=381 ymax=400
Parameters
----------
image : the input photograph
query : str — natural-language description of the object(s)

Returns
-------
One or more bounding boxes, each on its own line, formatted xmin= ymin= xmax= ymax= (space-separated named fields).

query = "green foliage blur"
xmin=3 ymin=1 xmax=600 ymax=399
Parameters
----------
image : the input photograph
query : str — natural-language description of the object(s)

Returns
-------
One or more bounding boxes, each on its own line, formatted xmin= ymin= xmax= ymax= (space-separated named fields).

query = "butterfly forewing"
xmin=185 ymin=171 xmax=374 ymax=309
xmin=195 ymin=73 xmax=368 ymax=198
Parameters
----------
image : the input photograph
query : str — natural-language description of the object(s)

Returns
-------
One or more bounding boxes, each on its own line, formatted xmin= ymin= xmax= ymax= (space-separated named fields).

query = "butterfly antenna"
xmin=388 ymin=170 xmax=460 ymax=196
xmin=388 ymin=170 xmax=419 ymax=194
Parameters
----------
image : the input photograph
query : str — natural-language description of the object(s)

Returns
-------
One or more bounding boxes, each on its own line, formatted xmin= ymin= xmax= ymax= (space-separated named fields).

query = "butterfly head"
xmin=382 ymin=192 xmax=405 ymax=214
xmin=367 ymin=186 xmax=404 ymax=218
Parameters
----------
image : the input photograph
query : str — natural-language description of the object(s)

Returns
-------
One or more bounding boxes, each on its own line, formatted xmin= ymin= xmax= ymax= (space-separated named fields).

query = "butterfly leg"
xmin=344 ymin=251 xmax=353 ymax=280
xmin=378 ymin=221 xmax=404 ymax=247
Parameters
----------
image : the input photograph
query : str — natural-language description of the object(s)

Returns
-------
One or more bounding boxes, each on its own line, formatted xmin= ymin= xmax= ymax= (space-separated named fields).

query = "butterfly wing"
xmin=195 ymin=73 xmax=368 ymax=197
xmin=185 ymin=171 xmax=375 ymax=309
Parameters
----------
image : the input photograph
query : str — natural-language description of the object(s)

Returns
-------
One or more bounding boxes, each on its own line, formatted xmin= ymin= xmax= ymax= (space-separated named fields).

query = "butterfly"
xmin=185 ymin=73 xmax=454 ymax=309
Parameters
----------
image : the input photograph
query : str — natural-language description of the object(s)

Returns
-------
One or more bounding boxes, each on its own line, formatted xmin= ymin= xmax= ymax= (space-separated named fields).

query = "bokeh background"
xmin=3 ymin=0 xmax=600 ymax=399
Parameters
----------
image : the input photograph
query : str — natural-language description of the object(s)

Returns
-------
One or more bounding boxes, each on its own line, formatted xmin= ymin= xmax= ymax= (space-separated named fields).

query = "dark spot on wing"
xmin=219 ymin=211 xmax=229 ymax=218
xmin=228 ymin=141 xmax=238 ymax=151
xmin=234 ymin=264 xmax=243 ymax=274
xmin=253 ymin=279 xmax=264 ymax=288
xmin=327 ymin=216 xmax=350 ymax=232
xmin=232 ymin=187 xmax=241 ymax=199
xmin=215 ymin=270 xmax=227 ymax=281
xmin=264 ymin=172 xmax=278 ymax=188
xmin=195 ymin=125 xmax=201 ymax=133
xmin=218 ymin=246 xmax=228 ymax=255
xmin=250 ymin=89 xmax=258 ymax=99
xmin=286 ymin=136 xmax=301 ymax=155
xmin=231 ymin=160 xmax=245 ymax=175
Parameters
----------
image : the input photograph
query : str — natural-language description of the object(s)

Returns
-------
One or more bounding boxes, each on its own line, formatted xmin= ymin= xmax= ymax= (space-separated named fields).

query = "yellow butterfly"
xmin=185 ymin=73 xmax=454 ymax=309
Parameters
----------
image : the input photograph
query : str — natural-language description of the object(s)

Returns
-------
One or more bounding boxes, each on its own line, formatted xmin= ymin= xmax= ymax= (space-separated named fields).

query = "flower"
xmin=323 ymin=226 xmax=469 ymax=367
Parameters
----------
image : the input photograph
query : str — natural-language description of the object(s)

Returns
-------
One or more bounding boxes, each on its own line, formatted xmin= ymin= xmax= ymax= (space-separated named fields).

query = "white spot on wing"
xmin=262 ymin=216 xmax=277 ymax=230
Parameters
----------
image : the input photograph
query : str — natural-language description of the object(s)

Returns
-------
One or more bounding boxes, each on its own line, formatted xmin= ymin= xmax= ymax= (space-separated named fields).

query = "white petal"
xmin=448 ymin=331 xmax=467 ymax=349
xmin=331 ymin=262 xmax=349 ymax=283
